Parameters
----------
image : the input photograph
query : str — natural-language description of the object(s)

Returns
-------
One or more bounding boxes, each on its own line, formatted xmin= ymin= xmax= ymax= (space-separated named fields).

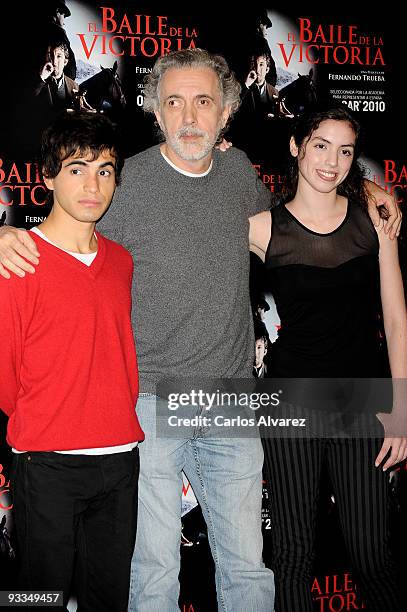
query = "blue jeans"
xmin=129 ymin=394 xmax=274 ymax=612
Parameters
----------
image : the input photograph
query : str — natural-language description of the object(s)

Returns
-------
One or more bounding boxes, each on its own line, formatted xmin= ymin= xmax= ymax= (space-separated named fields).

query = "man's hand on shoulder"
xmin=0 ymin=226 xmax=40 ymax=279
xmin=215 ymin=138 xmax=233 ymax=152
xmin=365 ymin=179 xmax=402 ymax=239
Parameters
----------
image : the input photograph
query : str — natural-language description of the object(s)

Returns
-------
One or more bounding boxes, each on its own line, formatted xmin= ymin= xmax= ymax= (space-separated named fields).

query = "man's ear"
xmin=64 ymin=57 xmax=68 ymax=68
xmin=154 ymin=109 xmax=163 ymax=131
xmin=221 ymin=105 xmax=232 ymax=129
xmin=289 ymin=136 xmax=299 ymax=158
xmin=43 ymin=175 xmax=54 ymax=191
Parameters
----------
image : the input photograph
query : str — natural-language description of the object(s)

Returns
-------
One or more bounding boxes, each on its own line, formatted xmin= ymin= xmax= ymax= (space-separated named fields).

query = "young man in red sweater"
xmin=0 ymin=111 xmax=144 ymax=611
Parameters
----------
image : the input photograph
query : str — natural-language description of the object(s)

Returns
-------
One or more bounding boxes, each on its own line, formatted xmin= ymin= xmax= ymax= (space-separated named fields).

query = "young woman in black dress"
xmin=249 ymin=107 xmax=407 ymax=611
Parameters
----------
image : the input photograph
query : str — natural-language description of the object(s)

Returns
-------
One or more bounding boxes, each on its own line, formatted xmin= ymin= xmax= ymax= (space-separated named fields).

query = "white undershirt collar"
xmin=160 ymin=149 xmax=213 ymax=177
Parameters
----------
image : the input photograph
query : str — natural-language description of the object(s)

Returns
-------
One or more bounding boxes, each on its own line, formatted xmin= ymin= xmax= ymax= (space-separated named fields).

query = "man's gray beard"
xmin=164 ymin=125 xmax=222 ymax=161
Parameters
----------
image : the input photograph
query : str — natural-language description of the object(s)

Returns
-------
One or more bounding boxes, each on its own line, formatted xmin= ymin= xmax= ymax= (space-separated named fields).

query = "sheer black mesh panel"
xmin=266 ymin=202 xmax=378 ymax=270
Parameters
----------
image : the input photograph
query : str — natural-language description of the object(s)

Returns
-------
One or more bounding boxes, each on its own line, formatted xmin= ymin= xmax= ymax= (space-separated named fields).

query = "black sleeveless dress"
xmin=265 ymin=200 xmax=381 ymax=378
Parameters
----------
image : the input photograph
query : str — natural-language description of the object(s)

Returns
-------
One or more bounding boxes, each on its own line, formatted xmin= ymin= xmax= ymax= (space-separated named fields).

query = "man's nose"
xmin=182 ymin=102 xmax=197 ymax=125
xmin=84 ymin=174 xmax=99 ymax=192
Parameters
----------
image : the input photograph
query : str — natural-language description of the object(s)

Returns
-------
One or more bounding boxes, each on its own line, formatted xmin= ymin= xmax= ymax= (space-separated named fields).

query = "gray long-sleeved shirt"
xmin=98 ymin=144 xmax=274 ymax=393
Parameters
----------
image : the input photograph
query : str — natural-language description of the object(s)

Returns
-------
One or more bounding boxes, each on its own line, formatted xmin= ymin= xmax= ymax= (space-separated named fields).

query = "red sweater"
xmin=0 ymin=231 xmax=144 ymax=451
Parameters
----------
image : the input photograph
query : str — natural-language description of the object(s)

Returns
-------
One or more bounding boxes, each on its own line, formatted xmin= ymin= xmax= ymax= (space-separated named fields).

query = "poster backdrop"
xmin=0 ymin=4 xmax=406 ymax=611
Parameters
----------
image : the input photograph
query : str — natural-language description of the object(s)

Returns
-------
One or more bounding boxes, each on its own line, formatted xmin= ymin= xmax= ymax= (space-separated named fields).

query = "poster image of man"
xmin=34 ymin=43 xmax=78 ymax=113
xmin=243 ymin=51 xmax=298 ymax=121
xmin=250 ymin=9 xmax=276 ymax=86
xmin=253 ymin=331 xmax=268 ymax=379
xmin=40 ymin=0 xmax=76 ymax=80
xmin=243 ymin=54 xmax=279 ymax=120
xmin=253 ymin=297 xmax=271 ymax=379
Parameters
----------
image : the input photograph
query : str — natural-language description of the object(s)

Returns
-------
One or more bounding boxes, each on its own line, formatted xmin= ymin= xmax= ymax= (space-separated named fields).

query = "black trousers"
xmin=11 ymin=448 xmax=139 ymax=612
xmin=263 ymin=437 xmax=403 ymax=612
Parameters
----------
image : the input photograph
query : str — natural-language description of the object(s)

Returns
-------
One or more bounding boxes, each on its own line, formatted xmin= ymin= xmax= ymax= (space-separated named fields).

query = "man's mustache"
xmin=176 ymin=126 xmax=206 ymax=138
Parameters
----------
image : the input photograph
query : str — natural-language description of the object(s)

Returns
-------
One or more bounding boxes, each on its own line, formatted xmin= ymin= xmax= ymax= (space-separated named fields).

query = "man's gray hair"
xmin=143 ymin=48 xmax=241 ymax=121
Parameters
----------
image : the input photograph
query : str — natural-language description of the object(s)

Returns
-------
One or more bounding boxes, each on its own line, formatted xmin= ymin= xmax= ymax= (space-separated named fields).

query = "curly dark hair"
xmin=283 ymin=106 xmax=369 ymax=210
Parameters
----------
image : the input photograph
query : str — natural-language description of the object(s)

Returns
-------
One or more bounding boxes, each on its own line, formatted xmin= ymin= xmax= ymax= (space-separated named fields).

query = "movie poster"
xmin=0 ymin=4 xmax=405 ymax=611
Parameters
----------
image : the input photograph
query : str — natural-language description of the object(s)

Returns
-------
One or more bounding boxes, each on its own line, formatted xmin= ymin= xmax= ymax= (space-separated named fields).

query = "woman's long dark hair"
xmin=283 ymin=106 xmax=369 ymax=209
